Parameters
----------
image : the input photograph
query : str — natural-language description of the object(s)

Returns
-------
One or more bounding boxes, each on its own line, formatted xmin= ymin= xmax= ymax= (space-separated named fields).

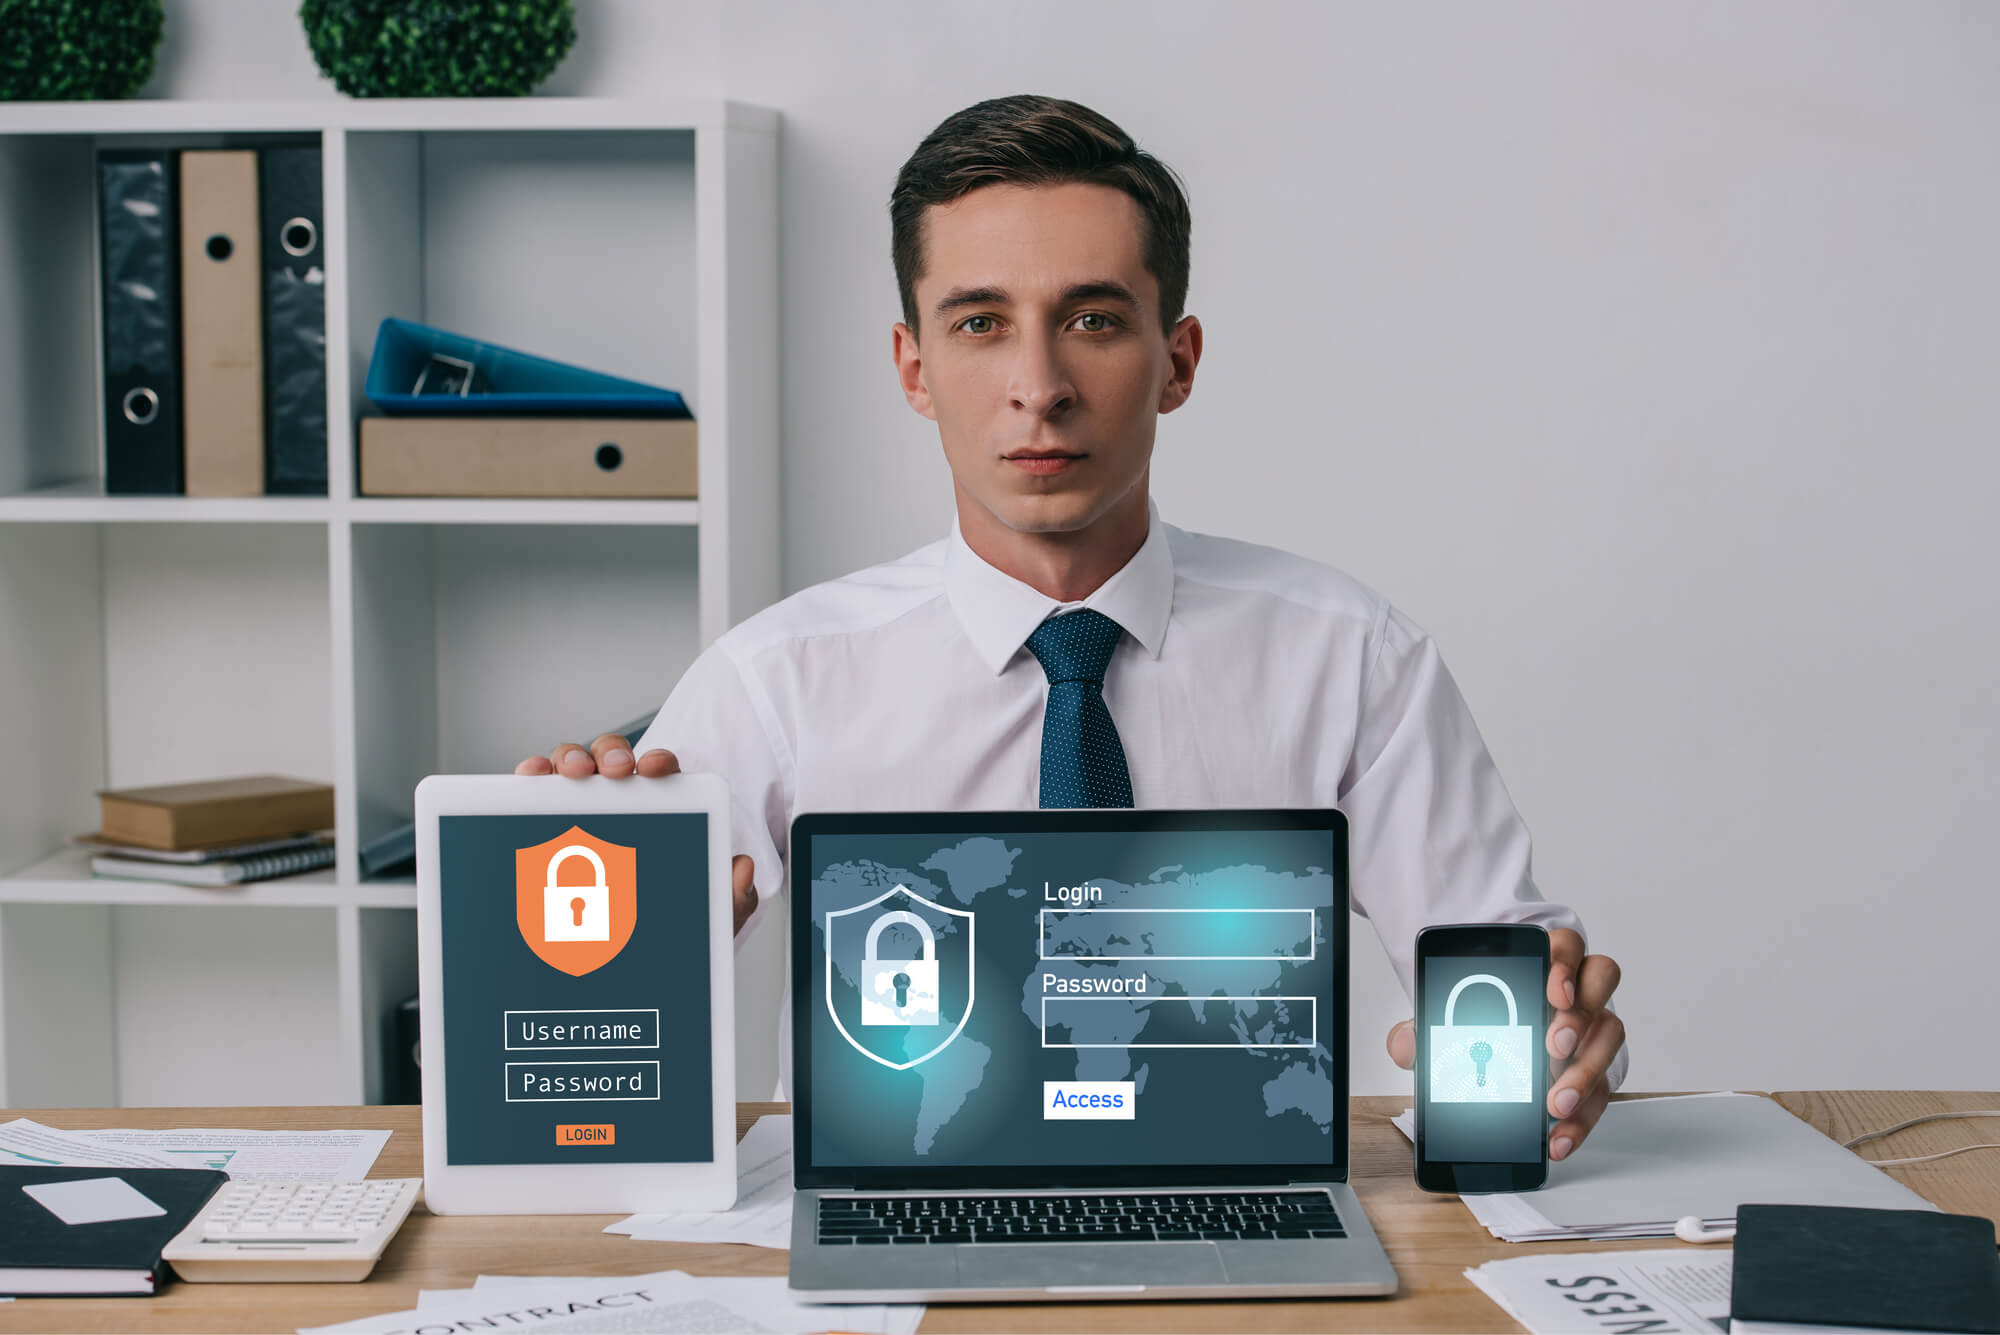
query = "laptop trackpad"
xmin=955 ymin=1242 xmax=1225 ymax=1290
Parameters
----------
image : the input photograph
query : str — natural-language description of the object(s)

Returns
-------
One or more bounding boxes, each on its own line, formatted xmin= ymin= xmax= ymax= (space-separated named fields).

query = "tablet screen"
xmin=436 ymin=812 xmax=712 ymax=1166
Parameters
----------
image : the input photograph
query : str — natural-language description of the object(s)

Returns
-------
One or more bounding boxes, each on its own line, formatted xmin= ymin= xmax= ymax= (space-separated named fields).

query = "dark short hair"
xmin=890 ymin=94 xmax=1192 ymax=339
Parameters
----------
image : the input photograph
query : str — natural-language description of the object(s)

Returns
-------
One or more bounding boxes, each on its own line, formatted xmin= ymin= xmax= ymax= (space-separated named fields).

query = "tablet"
xmin=414 ymin=772 xmax=736 ymax=1214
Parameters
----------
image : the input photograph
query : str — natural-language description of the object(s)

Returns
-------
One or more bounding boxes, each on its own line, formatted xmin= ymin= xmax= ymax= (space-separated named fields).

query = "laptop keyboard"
xmin=815 ymin=1190 xmax=1345 ymax=1245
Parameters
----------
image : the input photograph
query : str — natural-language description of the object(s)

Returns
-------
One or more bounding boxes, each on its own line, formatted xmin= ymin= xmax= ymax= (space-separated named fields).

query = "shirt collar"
xmin=945 ymin=495 xmax=1174 ymax=676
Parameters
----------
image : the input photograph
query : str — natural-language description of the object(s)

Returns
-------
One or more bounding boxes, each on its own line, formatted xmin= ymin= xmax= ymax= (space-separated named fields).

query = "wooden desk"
xmin=4 ymin=1091 xmax=1995 ymax=1333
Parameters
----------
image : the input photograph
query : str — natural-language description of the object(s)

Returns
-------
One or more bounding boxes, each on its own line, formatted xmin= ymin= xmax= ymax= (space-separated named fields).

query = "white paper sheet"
xmin=607 ymin=1114 xmax=795 ymax=1249
xmin=314 ymin=1267 xmax=924 ymax=1334
xmin=22 ymin=1175 xmax=167 ymax=1225
xmin=1463 ymin=1248 xmax=1735 ymax=1333
xmin=85 ymin=1125 xmax=391 ymax=1180
xmin=1390 ymin=1093 xmax=1920 ymax=1242
xmin=0 ymin=1117 xmax=390 ymax=1181
xmin=0 ymin=1118 xmax=186 ymax=1170
xmin=468 ymin=1273 xmax=923 ymax=1334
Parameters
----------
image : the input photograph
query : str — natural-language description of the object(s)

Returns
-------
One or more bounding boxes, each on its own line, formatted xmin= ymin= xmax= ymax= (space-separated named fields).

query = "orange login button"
xmin=556 ymin=1123 xmax=615 ymax=1146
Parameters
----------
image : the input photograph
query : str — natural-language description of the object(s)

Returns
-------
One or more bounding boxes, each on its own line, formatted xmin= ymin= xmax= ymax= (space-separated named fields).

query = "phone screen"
xmin=1416 ymin=927 xmax=1549 ymax=1192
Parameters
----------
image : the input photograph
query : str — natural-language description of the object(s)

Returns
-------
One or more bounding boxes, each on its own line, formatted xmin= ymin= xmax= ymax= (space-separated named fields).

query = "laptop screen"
xmin=791 ymin=810 xmax=1348 ymax=1189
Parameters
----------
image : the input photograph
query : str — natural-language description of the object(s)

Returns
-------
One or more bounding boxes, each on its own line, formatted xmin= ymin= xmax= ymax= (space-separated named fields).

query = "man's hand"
xmin=1385 ymin=928 xmax=1625 ymax=1162
xmin=515 ymin=736 xmax=759 ymax=935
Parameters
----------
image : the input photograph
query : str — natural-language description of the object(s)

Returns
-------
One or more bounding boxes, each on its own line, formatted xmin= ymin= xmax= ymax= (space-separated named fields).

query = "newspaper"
xmin=1464 ymin=1248 xmax=1734 ymax=1333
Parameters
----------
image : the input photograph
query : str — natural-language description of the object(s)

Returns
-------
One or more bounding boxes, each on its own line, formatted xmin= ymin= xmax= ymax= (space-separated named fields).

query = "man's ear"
xmin=1157 ymin=314 xmax=1203 ymax=415
xmin=892 ymin=321 xmax=938 ymax=421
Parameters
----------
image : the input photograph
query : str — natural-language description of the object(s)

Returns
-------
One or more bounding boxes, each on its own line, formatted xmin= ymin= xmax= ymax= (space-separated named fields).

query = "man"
xmin=518 ymin=94 xmax=1629 ymax=1159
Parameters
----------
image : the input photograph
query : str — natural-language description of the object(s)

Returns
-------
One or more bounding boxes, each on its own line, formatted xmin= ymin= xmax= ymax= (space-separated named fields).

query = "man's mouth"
xmin=1004 ymin=449 xmax=1085 ymax=475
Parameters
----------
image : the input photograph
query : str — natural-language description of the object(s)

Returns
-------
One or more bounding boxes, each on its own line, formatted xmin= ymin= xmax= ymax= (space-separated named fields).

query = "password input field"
xmin=1038 ymin=907 xmax=1316 ymax=961
xmin=1040 ymin=995 xmax=1318 ymax=1049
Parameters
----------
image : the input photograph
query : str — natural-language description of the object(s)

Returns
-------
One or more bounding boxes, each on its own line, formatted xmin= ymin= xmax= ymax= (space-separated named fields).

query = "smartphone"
xmin=1414 ymin=922 xmax=1551 ymax=1193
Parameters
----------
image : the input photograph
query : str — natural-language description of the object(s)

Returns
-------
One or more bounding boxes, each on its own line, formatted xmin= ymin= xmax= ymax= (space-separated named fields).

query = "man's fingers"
xmin=531 ymin=742 xmax=678 ymax=781
xmin=731 ymin=854 xmax=758 ymax=935
xmin=1548 ymin=1012 xmax=1581 ymax=1059
xmin=1549 ymin=1076 xmax=1611 ymax=1161
xmin=589 ymin=733 xmax=636 ymax=777
xmin=634 ymin=748 xmax=679 ymax=779
xmin=1546 ymin=928 xmax=1584 ymax=1011
xmin=1385 ymin=1018 xmax=1414 ymax=1070
xmin=1549 ymin=1009 xmax=1625 ymax=1118
xmin=1547 ymin=952 xmax=1622 ymax=1058
xmin=1574 ymin=952 xmax=1621 ymax=1013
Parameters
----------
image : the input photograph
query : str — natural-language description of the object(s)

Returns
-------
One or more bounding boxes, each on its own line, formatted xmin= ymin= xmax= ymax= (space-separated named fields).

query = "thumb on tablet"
xmin=732 ymin=854 xmax=758 ymax=935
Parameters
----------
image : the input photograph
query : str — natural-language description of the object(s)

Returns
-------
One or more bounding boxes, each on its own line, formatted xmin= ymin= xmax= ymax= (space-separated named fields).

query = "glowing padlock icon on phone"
xmin=1428 ymin=973 xmax=1533 ymax=1103
xmin=542 ymin=845 xmax=612 ymax=943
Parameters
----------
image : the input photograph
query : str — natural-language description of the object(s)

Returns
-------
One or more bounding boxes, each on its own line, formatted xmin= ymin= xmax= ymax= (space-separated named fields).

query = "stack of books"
xmin=77 ymin=775 xmax=336 ymax=888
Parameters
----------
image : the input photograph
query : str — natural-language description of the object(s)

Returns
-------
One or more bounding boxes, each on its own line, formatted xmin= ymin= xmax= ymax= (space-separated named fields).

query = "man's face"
xmin=893 ymin=182 xmax=1198 ymax=536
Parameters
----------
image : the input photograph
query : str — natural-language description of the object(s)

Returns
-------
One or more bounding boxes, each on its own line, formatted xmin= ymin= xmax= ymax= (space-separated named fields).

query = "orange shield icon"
xmin=515 ymin=825 xmax=638 ymax=976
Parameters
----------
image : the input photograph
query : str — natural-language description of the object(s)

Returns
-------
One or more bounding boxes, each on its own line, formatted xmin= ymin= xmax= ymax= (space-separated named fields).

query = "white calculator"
xmin=162 ymin=1177 xmax=423 ymax=1282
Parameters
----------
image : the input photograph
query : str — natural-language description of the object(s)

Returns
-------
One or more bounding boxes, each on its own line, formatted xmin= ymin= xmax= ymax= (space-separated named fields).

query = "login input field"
xmin=1038 ymin=907 xmax=1316 ymax=961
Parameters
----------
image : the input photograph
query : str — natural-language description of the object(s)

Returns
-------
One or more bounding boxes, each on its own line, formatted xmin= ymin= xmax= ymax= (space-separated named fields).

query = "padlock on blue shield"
xmin=860 ymin=909 xmax=940 ymax=1026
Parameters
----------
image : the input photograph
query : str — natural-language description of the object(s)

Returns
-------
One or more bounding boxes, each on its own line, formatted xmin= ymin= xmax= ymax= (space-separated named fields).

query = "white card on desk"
xmin=22 ymin=1175 xmax=168 ymax=1225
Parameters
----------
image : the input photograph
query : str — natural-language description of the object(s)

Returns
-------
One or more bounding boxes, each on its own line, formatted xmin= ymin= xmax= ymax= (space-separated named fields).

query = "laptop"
xmin=787 ymin=808 xmax=1398 ymax=1302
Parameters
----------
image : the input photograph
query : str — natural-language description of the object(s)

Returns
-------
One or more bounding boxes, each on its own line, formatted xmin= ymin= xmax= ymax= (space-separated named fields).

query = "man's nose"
xmin=1008 ymin=333 xmax=1077 ymax=418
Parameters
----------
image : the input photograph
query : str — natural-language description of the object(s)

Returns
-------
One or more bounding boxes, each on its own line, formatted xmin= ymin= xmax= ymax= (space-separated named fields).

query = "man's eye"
xmin=1075 ymin=313 xmax=1117 ymax=333
xmin=962 ymin=315 xmax=996 ymax=335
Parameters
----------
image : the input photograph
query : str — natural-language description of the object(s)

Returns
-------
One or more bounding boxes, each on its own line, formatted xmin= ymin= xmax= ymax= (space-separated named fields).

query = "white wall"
xmin=141 ymin=0 xmax=2000 ymax=1095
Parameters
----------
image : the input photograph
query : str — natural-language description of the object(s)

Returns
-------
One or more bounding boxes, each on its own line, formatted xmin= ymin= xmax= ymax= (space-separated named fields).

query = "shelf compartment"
xmin=344 ymin=522 xmax=701 ymax=875
xmin=0 ymin=129 xmax=331 ymax=503
xmin=336 ymin=126 xmax=699 ymax=504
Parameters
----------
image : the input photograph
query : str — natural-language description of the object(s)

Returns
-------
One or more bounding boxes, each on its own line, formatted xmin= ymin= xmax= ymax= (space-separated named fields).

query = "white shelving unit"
xmin=0 ymin=98 xmax=782 ymax=1108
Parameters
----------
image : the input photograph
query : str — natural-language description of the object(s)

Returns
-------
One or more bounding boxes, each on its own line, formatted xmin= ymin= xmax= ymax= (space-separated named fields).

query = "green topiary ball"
xmin=300 ymin=0 xmax=577 ymax=98
xmin=0 ymin=0 xmax=165 ymax=101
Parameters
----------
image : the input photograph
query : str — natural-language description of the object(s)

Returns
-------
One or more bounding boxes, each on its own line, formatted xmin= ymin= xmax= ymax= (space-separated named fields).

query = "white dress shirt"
xmin=635 ymin=497 xmax=1627 ymax=1093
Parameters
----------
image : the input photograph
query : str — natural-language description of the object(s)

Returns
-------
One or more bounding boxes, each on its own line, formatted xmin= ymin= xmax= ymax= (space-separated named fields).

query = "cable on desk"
xmin=1842 ymin=1110 xmax=2000 ymax=1166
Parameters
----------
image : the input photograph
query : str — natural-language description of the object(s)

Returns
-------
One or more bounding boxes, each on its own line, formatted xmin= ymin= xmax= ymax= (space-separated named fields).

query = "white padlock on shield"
xmin=542 ymin=844 xmax=612 ymax=943
xmin=1428 ymin=973 xmax=1532 ymax=1103
xmin=860 ymin=910 xmax=940 ymax=1026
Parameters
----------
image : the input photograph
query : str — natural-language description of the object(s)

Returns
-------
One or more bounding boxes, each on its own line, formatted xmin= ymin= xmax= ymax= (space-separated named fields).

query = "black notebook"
xmin=1 ymin=1165 xmax=227 ymax=1296
xmin=1731 ymin=1202 xmax=2000 ymax=1333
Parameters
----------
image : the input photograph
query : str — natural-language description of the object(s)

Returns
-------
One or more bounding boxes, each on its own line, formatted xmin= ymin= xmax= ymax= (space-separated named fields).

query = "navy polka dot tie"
xmin=1024 ymin=609 xmax=1134 ymax=809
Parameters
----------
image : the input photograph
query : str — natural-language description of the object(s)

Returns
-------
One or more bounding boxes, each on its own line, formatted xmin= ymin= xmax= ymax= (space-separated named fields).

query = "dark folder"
xmin=97 ymin=149 xmax=183 ymax=494
xmin=258 ymin=144 xmax=328 ymax=495
xmin=1731 ymin=1202 xmax=2000 ymax=1333
xmin=0 ymin=1165 xmax=227 ymax=1297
